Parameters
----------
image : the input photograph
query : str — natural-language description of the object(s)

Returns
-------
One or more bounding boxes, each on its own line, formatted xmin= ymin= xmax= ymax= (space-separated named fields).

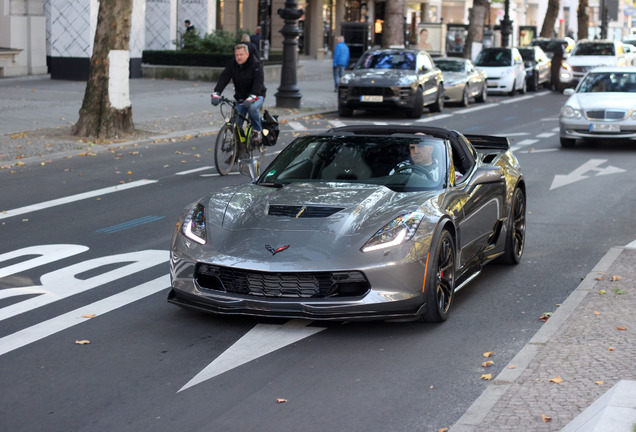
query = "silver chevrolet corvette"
xmin=168 ymin=125 xmax=526 ymax=322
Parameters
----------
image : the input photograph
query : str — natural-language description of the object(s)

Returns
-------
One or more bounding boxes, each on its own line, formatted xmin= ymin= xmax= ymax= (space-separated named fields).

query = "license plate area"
xmin=590 ymin=123 xmax=620 ymax=132
xmin=360 ymin=95 xmax=383 ymax=102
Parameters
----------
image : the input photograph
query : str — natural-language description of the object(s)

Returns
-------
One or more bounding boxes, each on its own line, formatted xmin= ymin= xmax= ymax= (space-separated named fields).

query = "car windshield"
xmin=578 ymin=72 xmax=636 ymax=93
xmin=572 ymin=43 xmax=615 ymax=56
xmin=518 ymin=49 xmax=535 ymax=62
xmin=475 ymin=49 xmax=511 ymax=67
xmin=435 ymin=59 xmax=465 ymax=72
xmin=531 ymin=40 xmax=563 ymax=52
xmin=258 ymin=135 xmax=448 ymax=192
xmin=356 ymin=52 xmax=417 ymax=70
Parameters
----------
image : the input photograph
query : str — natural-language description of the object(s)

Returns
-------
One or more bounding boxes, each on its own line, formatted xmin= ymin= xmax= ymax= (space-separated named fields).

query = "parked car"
xmin=559 ymin=66 xmax=636 ymax=147
xmin=559 ymin=40 xmax=628 ymax=90
xmin=529 ymin=37 xmax=575 ymax=59
xmin=337 ymin=48 xmax=444 ymax=118
xmin=168 ymin=125 xmax=526 ymax=322
xmin=517 ymin=46 xmax=551 ymax=91
xmin=623 ymin=43 xmax=636 ymax=66
xmin=474 ymin=47 xmax=526 ymax=96
xmin=434 ymin=57 xmax=488 ymax=105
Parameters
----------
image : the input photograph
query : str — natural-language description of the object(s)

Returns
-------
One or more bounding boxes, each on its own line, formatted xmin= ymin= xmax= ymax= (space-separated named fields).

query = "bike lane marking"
xmin=0 ymin=179 xmax=157 ymax=220
xmin=0 ymin=274 xmax=169 ymax=357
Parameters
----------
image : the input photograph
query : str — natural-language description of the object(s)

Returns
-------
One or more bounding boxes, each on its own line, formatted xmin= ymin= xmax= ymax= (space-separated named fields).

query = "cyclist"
xmin=211 ymin=43 xmax=266 ymax=158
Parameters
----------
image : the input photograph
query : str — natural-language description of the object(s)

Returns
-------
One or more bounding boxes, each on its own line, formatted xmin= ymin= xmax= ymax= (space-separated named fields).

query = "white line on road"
xmin=329 ymin=120 xmax=347 ymax=128
xmin=288 ymin=121 xmax=307 ymax=131
xmin=0 ymin=180 xmax=158 ymax=220
xmin=416 ymin=114 xmax=453 ymax=123
xmin=514 ymin=139 xmax=539 ymax=147
xmin=536 ymin=132 xmax=555 ymax=138
xmin=454 ymin=104 xmax=499 ymax=114
xmin=502 ymin=95 xmax=534 ymax=104
xmin=0 ymin=275 xmax=170 ymax=357
xmin=176 ymin=166 xmax=213 ymax=175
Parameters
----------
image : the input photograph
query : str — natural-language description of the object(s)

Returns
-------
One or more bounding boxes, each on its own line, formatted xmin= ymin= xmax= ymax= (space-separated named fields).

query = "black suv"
xmin=337 ymin=48 xmax=444 ymax=118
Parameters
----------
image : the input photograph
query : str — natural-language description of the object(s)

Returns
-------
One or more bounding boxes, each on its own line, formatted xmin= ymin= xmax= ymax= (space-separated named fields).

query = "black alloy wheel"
xmin=407 ymin=88 xmax=424 ymax=118
xmin=429 ymin=85 xmax=444 ymax=112
xmin=420 ymin=230 xmax=455 ymax=322
xmin=498 ymin=187 xmax=526 ymax=264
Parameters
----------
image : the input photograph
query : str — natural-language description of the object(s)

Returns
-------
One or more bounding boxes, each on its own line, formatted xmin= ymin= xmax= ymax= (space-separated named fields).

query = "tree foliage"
xmin=72 ymin=0 xmax=134 ymax=139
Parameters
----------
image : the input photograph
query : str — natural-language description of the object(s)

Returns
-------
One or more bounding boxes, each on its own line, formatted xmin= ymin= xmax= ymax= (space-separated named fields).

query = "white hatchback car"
xmin=474 ymin=47 xmax=526 ymax=96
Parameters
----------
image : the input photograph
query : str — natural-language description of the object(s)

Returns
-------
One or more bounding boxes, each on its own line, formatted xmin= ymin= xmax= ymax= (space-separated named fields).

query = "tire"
xmin=214 ymin=124 xmax=237 ymax=176
xmin=529 ymin=73 xmax=538 ymax=91
xmin=338 ymin=105 xmax=353 ymax=117
xmin=429 ymin=85 xmax=444 ymax=112
xmin=509 ymin=81 xmax=516 ymax=97
xmin=475 ymin=85 xmax=487 ymax=103
xmin=460 ymin=85 xmax=470 ymax=107
xmin=407 ymin=88 xmax=424 ymax=118
xmin=419 ymin=229 xmax=455 ymax=322
xmin=560 ymin=137 xmax=576 ymax=148
xmin=497 ymin=187 xmax=526 ymax=265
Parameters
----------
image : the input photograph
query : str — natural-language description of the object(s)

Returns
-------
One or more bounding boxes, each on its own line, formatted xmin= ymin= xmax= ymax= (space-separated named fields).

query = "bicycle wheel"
xmin=214 ymin=124 xmax=237 ymax=176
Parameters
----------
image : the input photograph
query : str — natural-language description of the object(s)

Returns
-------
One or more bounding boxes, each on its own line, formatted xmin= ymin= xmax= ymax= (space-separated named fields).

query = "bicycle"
xmin=214 ymin=96 xmax=266 ymax=176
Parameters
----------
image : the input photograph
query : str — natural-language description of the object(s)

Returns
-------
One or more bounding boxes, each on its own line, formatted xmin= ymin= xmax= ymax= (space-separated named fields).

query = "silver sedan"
xmin=435 ymin=57 xmax=488 ymax=106
xmin=559 ymin=66 xmax=636 ymax=147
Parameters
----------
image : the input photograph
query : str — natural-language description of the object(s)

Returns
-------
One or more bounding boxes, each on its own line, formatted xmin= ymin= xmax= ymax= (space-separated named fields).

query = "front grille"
xmin=586 ymin=110 xmax=626 ymax=120
xmin=268 ymin=205 xmax=344 ymax=218
xmin=195 ymin=264 xmax=370 ymax=298
xmin=350 ymin=87 xmax=394 ymax=97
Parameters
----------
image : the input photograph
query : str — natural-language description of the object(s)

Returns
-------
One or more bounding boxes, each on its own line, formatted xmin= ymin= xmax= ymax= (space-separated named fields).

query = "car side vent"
xmin=268 ymin=205 xmax=344 ymax=218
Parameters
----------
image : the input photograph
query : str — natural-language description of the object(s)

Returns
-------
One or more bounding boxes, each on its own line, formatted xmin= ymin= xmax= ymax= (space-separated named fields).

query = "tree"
xmin=540 ymin=0 xmax=560 ymax=38
xmin=382 ymin=0 xmax=405 ymax=48
xmin=72 ymin=0 xmax=134 ymax=139
xmin=463 ymin=0 xmax=489 ymax=60
xmin=577 ymin=0 xmax=589 ymax=40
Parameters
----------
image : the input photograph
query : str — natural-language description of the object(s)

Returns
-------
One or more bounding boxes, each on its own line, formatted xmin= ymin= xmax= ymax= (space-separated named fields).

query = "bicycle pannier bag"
xmin=261 ymin=110 xmax=280 ymax=147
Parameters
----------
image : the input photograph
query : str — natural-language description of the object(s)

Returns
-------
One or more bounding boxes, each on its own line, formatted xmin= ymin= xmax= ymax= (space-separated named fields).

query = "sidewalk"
xmin=0 ymin=58 xmax=337 ymax=167
xmin=1 ymin=58 xmax=636 ymax=432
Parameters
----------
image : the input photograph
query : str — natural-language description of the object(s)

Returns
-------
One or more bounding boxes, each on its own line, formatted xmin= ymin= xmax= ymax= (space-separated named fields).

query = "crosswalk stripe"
xmin=288 ymin=121 xmax=307 ymax=131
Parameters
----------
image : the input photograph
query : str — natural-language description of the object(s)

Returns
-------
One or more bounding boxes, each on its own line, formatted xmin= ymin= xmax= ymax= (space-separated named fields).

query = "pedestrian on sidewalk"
xmin=333 ymin=36 xmax=350 ymax=92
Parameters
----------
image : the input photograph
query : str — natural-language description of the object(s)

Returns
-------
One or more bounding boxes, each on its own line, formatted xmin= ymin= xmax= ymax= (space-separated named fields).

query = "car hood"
xmin=568 ymin=93 xmax=636 ymax=109
xmin=199 ymin=183 xmax=440 ymax=264
xmin=441 ymin=71 xmax=465 ymax=84
xmin=567 ymin=55 xmax=620 ymax=66
xmin=475 ymin=65 xmax=514 ymax=77
xmin=345 ymin=69 xmax=417 ymax=85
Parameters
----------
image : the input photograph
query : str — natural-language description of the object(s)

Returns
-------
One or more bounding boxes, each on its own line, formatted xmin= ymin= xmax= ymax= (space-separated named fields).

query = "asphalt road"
xmin=2 ymin=90 xmax=635 ymax=432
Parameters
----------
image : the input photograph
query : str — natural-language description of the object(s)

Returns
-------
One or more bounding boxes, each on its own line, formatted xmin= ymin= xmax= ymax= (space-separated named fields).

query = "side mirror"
xmin=563 ymin=88 xmax=575 ymax=96
xmin=469 ymin=166 xmax=504 ymax=187
xmin=239 ymin=158 xmax=260 ymax=181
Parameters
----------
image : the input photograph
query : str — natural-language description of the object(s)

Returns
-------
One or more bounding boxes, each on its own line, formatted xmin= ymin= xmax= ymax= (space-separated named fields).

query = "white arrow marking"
xmin=179 ymin=319 xmax=326 ymax=392
xmin=550 ymin=159 xmax=626 ymax=190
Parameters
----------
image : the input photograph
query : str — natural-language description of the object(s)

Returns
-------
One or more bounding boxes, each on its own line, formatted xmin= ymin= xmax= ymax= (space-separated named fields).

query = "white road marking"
xmin=502 ymin=95 xmax=534 ymax=104
xmin=626 ymin=239 xmax=636 ymax=249
xmin=536 ymin=132 xmax=555 ymax=138
xmin=329 ymin=120 xmax=347 ymax=128
xmin=0 ymin=179 xmax=157 ymax=220
xmin=454 ymin=104 xmax=499 ymax=114
xmin=551 ymin=159 xmax=627 ymax=190
xmin=0 ymin=275 xmax=170 ymax=357
xmin=416 ymin=113 xmax=453 ymax=123
xmin=179 ymin=319 xmax=326 ymax=392
xmin=288 ymin=121 xmax=307 ymax=131
xmin=551 ymin=127 xmax=560 ymax=132
xmin=514 ymin=139 xmax=539 ymax=147
xmin=200 ymin=172 xmax=241 ymax=177
xmin=517 ymin=148 xmax=559 ymax=154
xmin=176 ymin=166 xmax=213 ymax=175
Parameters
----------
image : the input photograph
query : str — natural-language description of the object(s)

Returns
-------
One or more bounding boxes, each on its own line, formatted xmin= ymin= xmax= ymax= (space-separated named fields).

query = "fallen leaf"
xmin=595 ymin=277 xmax=606 ymax=281
xmin=549 ymin=376 xmax=564 ymax=384
xmin=482 ymin=351 xmax=493 ymax=358
xmin=438 ymin=428 xmax=449 ymax=432
xmin=508 ymin=365 xmax=516 ymax=369
xmin=598 ymin=290 xmax=607 ymax=295
xmin=617 ymin=326 xmax=627 ymax=331
xmin=82 ymin=314 xmax=97 ymax=318
xmin=593 ymin=311 xmax=601 ymax=315
xmin=481 ymin=360 xmax=494 ymax=367
xmin=614 ymin=289 xmax=627 ymax=295
xmin=610 ymin=275 xmax=621 ymax=281
xmin=276 ymin=398 xmax=287 ymax=404
xmin=480 ymin=374 xmax=492 ymax=380
xmin=75 ymin=340 xmax=90 ymax=345
xmin=538 ymin=313 xmax=552 ymax=322
xmin=609 ymin=346 xmax=615 ymax=351
xmin=594 ymin=381 xmax=604 ymax=385
xmin=541 ymin=413 xmax=552 ymax=423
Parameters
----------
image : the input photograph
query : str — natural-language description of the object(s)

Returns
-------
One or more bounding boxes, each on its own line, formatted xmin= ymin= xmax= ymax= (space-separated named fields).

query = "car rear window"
xmin=572 ymin=43 xmax=615 ymax=56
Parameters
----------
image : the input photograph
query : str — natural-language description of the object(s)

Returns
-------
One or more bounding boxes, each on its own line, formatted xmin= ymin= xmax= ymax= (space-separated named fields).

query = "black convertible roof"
xmin=325 ymin=125 xmax=462 ymax=141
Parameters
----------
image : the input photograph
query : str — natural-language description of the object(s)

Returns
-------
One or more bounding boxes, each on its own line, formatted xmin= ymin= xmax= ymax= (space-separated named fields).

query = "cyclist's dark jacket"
xmin=214 ymin=54 xmax=266 ymax=100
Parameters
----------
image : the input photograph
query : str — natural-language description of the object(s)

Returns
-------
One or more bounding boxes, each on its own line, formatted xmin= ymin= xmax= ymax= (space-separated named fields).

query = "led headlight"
xmin=362 ymin=212 xmax=425 ymax=252
xmin=561 ymin=105 xmax=582 ymax=119
xmin=339 ymin=74 xmax=353 ymax=85
xmin=182 ymin=203 xmax=206 ymax=245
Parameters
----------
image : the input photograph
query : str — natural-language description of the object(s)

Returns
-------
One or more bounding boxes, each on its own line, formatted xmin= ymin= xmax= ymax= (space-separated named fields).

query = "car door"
xmin=418 ymin=52 xmax=439 ymax=104
xmin=512 ymin=49 xmax=525 ymax=88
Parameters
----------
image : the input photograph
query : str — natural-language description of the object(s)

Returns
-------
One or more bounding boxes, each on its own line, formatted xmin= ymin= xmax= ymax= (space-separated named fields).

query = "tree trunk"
xmin=72 ymin=0 xmax=135 ymax=139
xmin=577 ymin=0 xmax=589 ymax=40
xmin=463 ymin=0 xmax=489 ymax=60
xmin=540 ymin=0 xmax=560 ymax=38
xmin=382 ymin=0 xmax=405 ymax=48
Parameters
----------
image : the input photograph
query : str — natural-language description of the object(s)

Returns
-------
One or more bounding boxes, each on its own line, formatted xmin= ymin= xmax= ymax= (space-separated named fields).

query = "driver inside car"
xmin=390 ymin=140 xmax=440 ymax=181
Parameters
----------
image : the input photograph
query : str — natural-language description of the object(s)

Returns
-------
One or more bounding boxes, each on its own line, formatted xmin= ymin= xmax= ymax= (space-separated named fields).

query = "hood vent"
xmin=268 ymin=205 xmax=344 ymax=218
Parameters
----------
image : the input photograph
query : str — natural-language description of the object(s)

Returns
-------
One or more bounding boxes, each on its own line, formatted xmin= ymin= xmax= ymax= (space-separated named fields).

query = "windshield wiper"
xmin=258 ymin=182 xmax=286 ymax=188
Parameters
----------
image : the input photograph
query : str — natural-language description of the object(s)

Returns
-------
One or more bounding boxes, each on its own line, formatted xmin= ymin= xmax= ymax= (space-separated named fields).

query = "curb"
xmin=1 ymin=107 xmax=337 ymax=169
xmin=449 ymin=246 xmax=627 ymax=432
